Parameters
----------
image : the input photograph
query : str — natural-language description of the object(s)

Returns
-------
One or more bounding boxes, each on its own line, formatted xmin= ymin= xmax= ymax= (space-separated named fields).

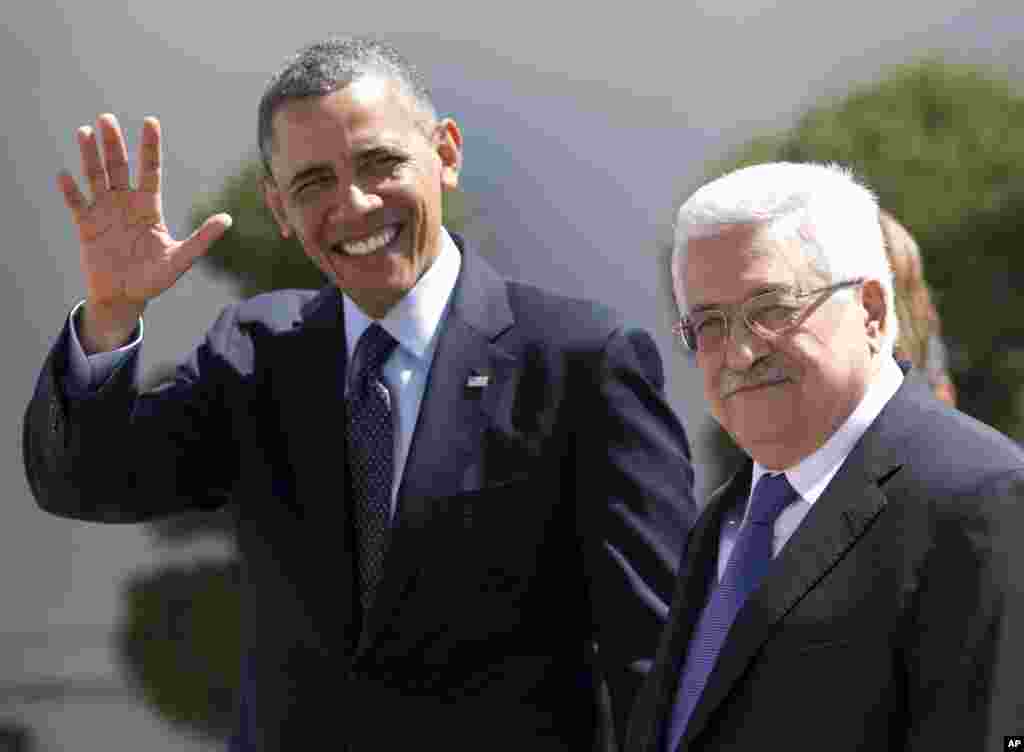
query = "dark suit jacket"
xmin=23 ymin=236 xmax=696 ymax=751
xmin=627 ymin=370 xmax=1024 ymax=752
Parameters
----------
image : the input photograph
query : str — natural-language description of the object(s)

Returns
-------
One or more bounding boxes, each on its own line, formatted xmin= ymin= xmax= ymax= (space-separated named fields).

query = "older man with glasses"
xmin=627 ymin=161 xmax=1024 ymax=752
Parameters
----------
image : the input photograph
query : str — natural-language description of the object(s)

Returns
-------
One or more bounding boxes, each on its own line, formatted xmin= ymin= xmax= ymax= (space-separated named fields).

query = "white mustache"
xmin=720 ymin=361 xmax=790 ymax=398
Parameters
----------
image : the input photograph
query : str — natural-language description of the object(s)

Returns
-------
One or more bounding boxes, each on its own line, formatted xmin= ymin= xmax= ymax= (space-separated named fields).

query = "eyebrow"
xmin=354 ymin=144 xmax=403 ymax=161
xmin=689 ymin=284 xmax=790 ymax=313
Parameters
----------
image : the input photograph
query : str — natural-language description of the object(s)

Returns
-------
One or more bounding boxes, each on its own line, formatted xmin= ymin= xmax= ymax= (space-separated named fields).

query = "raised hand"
xmin=58 ymin=114 xmax=232 ymax=352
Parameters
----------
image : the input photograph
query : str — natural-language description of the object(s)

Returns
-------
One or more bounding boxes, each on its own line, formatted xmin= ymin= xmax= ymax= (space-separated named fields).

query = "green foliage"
xmin=699 ymin=58 xmax=1024 ymax=443
xmin=709 ymin=59 xmax=1024 ymax=235
xmin=116 ymin=562 xmax=242 ymax=739
xmin=189 ymin=158 xmax=325 ymax=298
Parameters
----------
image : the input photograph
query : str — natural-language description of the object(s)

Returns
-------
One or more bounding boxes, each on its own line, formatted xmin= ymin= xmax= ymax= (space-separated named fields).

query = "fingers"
xmin=72 ymin=114 xmax=159 ymax=202
xmin=57 ymin=170 xmax=88 ymax=223
xmin=77 ymin=124 xmax=108 ymax=200
xmin=175 ymin=213 xmax=233 ymax=270
xmin=98 ymin=114 xmax=131 ymax=192
xmin=137 ymin=117 xmax=161 ymax=194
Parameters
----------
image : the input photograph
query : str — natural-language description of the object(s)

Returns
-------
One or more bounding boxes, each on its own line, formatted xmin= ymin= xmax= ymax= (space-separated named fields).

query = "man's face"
xmin=678 ymin=223 xmax=885 ymax=469
xmin=264 ymin=74 xmax=462 ymax=318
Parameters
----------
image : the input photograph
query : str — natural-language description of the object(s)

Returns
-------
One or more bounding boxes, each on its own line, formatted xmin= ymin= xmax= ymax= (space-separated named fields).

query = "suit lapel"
xmin=275 ymin=287 xmax=349 ymax=521
xmin=270 ymin=286 xmax=361 ymax=652
xmin=356 ymin=237 xmax=516 ymax=654
xmin=681 ymin=393 xmax=908 ymax=748
xmin=631 ymin=466 xmax=749 ymax=752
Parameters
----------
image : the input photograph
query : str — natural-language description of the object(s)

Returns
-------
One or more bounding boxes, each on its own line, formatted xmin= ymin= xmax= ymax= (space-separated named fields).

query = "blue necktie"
xmin=346 ymin=323 xmax=398 ymax=613
xmin=665 ymin=472 xmax=798 ymax=751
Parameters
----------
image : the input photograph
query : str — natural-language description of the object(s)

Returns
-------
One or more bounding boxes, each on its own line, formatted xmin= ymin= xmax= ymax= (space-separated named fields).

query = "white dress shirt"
xmin=67 ymin=228 xmax=463 ymax=521
xmin=340 ymin=230 xmax=460 ymax=516
xmin=716 ymin=356 xmax=905 ymax=580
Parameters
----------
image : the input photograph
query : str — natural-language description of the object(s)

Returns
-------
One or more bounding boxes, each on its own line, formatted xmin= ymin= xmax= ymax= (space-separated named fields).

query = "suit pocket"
xmin=430 ymin=479 xmax=557 ymax=595
xmin=794 ymin=638 xmax=852 ymax=654
xmin=459 ymin=470 xmax=533 ymax=497
xmin=759 ymin=633 xmax=854 ymax=659
xmin=448 ymin=476 xmax=533 ymax=527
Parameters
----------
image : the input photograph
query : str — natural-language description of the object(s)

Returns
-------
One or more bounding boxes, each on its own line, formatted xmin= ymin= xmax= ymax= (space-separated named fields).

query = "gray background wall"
xmin=3 ymin=1 xmax=1022 ymax=747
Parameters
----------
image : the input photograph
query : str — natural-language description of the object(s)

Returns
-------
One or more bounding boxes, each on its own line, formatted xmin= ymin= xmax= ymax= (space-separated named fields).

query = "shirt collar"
xmin=748 ymin=354 xmax=904 ymax=514
xmin=343 ymin=227 xmax=462 ymax=362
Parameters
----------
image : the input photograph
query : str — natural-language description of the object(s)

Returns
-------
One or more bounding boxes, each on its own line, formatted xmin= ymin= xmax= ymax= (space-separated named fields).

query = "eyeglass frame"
xmin=672 ymin=278 xmax=866 ymax=352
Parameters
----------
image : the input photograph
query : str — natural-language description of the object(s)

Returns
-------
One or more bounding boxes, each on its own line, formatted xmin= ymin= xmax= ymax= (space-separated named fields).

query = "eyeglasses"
xmin=673 ymin=279 xmax=865 ymax=352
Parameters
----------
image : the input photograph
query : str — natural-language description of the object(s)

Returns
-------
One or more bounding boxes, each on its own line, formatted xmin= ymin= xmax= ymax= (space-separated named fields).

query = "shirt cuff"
xmin=67 ymin=300 xmax=144 ymax=391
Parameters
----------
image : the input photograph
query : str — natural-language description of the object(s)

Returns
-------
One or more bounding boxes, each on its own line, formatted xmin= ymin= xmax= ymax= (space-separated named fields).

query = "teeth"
xmin=340 ymin=226 xmax=397 ymax=256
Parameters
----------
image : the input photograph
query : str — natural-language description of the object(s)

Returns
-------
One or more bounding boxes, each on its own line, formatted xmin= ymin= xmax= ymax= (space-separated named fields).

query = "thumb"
xmin=175 ymin=213 xmax=233 ymax=269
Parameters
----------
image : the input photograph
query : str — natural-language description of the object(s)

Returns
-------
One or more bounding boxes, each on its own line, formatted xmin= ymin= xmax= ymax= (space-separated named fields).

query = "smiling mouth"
xmin=332 ymin=224 xmax=402 ymax=256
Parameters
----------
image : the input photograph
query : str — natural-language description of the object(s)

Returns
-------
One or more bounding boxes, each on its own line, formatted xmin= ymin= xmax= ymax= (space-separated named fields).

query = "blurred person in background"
xmin=879 ymin=208 xmax=957 ymax=406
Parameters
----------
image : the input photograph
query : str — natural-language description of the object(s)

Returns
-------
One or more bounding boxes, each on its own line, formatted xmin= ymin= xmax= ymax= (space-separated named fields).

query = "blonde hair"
xmin=879 ymin=209 xmax=957 ymax=405
xmin=879 ymin=209 xmax=937 ymax=368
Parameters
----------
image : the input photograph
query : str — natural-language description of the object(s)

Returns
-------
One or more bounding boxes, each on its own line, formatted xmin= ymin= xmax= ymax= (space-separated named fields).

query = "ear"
xmin=860 ymin=279 xmax=887 ymax=353
xmin=262 ymin=177 xmax=292 ymax=239
xmin=435 ymin=118 xmax=463 ymax=192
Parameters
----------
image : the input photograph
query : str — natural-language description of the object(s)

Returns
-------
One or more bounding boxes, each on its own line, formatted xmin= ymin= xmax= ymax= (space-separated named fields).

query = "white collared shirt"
xmin=716 ymin=356 xmax=905 ymax=580
xmin=68 ymin=228 xmax=463 ymax=521
xmin=342 ymin=229 xmax=461 ymax=516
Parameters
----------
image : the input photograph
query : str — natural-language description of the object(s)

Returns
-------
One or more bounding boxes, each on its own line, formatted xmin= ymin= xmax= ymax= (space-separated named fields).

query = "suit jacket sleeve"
xmin=578 ymin=324 xmax=696 ymax=746
xmin=23 ymin=304 xmax=246 ymax=522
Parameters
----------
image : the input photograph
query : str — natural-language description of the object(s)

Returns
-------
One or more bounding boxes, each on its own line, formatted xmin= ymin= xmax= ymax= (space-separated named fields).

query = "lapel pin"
xmin=466 ymin=373 xmax=490 ymax=389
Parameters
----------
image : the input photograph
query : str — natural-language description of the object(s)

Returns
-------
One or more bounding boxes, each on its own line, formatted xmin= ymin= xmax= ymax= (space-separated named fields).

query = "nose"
xmin=722 ymin=316 xmax=760 ymax=371
xmin=328 ymin=183 xmax=383 ymax=222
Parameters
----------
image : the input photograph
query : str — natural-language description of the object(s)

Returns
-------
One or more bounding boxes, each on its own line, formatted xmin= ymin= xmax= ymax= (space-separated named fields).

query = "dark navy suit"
xmin=24 ymin=236 xmax=696 ymax=750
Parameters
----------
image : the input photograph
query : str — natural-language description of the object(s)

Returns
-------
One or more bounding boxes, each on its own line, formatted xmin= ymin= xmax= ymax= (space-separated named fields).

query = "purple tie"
xmin=665 ymin=472 xmax=798 ymax=751
xmin=346 ymin=323 xmax=398 ymax=613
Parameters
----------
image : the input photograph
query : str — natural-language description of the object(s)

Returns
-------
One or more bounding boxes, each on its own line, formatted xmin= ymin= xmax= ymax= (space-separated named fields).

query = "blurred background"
xmin=3 ymin=0 xmax=1023 ymax=748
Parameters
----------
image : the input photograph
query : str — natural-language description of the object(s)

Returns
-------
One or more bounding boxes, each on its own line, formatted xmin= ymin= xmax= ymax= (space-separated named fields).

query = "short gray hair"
xmin=671 ymin=161 xmax=897 ymax=356
xmin=257 ymin=35 xmax=438 ymax=175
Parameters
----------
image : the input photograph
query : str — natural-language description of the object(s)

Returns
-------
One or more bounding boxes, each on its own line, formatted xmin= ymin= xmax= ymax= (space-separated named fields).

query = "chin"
xmin=727 ymin=412 xmax=795 ymax=451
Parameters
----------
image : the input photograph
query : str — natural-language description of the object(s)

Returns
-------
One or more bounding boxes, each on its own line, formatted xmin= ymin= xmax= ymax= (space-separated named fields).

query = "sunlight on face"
xmin=680 ymin=223 xmax=879 ymax=469
xmin=265 ymin=74 xmax=461 ymax=318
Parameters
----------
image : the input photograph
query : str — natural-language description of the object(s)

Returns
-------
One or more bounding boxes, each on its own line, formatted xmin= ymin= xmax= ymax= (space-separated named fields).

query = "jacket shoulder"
xmin=229 ymin=288 xmax=326 ymax=331
xmin=890 ymin=385 xmax=1023 ymax=479
xmin=504 ymin=280 xmax=626 ymax=341
xmin=877 ymin=385 xmax=1024 ymax=519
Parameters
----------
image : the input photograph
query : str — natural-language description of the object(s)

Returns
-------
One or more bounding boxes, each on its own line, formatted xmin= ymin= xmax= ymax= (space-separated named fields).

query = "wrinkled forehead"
xmin=680 ymin=223 xmax=816 ymax=308
xmin=268 ymin=74 xmax=427 ymax=149
xmin=267 ymin=76 xmax=432 ymax=182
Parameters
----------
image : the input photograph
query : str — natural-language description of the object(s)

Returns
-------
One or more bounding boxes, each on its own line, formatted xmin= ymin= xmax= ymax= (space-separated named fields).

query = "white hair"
xmin=671 ymin=161 xmax=897 ymax=356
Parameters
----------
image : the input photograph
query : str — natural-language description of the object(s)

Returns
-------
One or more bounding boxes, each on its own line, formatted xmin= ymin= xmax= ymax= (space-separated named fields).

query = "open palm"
xmin=59 ymin=114 xmax=231 ymax=324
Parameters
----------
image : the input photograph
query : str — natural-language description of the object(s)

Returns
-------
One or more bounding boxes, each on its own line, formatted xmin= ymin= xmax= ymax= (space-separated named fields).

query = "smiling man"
xmin=22 ymin=36 xmax=696 ymax=750
xmin=626 ymin=162 xmax=1024 ymax=752
xmin=260 ymin=70 xmax=459 ymax=320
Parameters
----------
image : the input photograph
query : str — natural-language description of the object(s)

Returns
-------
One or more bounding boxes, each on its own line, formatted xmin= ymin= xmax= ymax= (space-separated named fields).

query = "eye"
xmin=693 ymin=313 xmax=724 ymax=334
xmin=361 ymin=153 xmax=405 ymax=176
xmin=749 ymin=303 xmax=800 ymax=331
xmin=293 ymin=174 xmax=334 ymax=201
